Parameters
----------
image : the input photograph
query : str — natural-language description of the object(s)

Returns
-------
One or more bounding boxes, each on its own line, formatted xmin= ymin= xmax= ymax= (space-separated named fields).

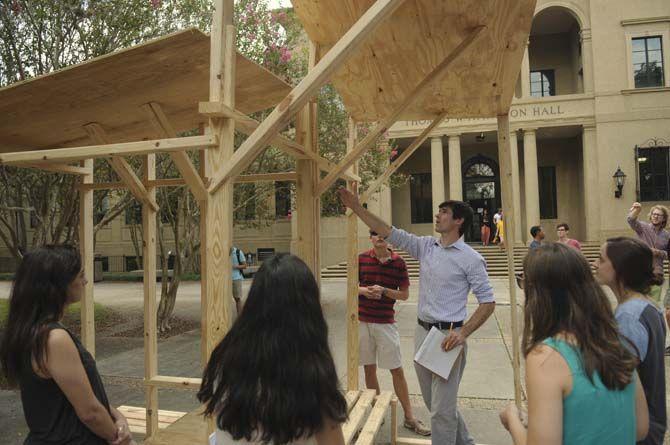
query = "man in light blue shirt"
xmin=231 ymin=246 xmax=247 ymax=315
xmin=339 ymin=188 xmax=495 ymax=445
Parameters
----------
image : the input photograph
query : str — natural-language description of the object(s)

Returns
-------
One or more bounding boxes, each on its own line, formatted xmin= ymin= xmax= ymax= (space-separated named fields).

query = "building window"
xmin=530 ymin=70 xmax=555 ymax=97
xmin=410 ymin=173 xmax=433 ymax=224
xmin=125 ymin=256 xmax=140 ymax=271
xmin=538 ymin=166 xmax=558 ymax=219
xmin=638 ymin=146 xmax=670 ymax=201
xmin=633 ymin=36 xmax=664 ymax=88
xmin=275 ymin=181 xmax=292 ymax=218
xmin=125 ymin=202 xmax=142 ymax=225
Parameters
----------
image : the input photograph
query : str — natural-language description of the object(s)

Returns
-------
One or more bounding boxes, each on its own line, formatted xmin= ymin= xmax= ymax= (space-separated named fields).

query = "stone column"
xmin=581 ymin=28 xmax=594 ymax=93
xmin=582 ymin=125 xmax=601 ymax=241
xmin=520 ymin=40 xmax=531 ymax=97
xmin=431 ymin=136 xmax=446 ymax=209
xmin=448 ymin=135 xmax=462 ymax=200
xmin=510 ymin=131 xmax=523 ymax=243
xmin=523 ymin=129 xmax=540 ymax=235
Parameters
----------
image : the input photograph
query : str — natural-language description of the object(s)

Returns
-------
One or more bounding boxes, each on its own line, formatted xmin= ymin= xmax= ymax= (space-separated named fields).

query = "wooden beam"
xmin=0 ymin=135 xmax=217 ymax=165
xmin=359 ymin=111 xmax=448 ymax=205
xmin=234 ymin=172 xmax=298 ymax=183
xmin=315 ymin=25 xmax=485 ymax=197
xmin=355 ymin=391 xmax=392 ymax=445
xmin=78 ymin=159 xmax=95 ymax=356
xmin=19 ymin=163 xmax=91 ymax=175
xmin=147 ymin=376 xmax=202 ymax=390
xmin=83 ymin=123 xmax=159 ymax=212
xmin=207 ymin=0 xmax=408 ymax=193
xmin=395 ymin=439 xmax=431 ymax=445
xmin=390 ymin=397 xmax=398 ymax=445
xmin=76 ymin=173 xmax=298 ymax=191
xmin=199 ymin=101 xmax=360 ymax=183
xmin=142 ymin=102 xmax=208 ymax=202
xmin=346 ymin=118 xmax=360 ymax=392
xmin=496 ymin=114 xmax=522 ymax=407
xmin=142 ymin=153 xmax=159 ymax=438
xmin=343 ymin=389 xmax=375 ymax=444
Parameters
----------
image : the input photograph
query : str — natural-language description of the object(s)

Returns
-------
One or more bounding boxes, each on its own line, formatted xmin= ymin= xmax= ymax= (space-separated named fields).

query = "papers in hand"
xmin=414 ymin=326 xmax=463 ymax=380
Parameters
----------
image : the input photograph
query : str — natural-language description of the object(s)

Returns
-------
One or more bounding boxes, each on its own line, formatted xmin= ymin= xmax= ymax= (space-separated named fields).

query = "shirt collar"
xmin=434 ymin=236 xmax=466 ymax=250
xmin=369 ymin=248 xmax=394 ymax=262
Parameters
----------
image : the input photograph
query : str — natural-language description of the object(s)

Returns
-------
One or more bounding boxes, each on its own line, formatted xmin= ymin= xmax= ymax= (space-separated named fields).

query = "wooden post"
xmin=201 ymin=0 xmax=235 ymax=365
xmin=78 ymin=158 xmax=95 ymax=355
xmin=294 ymin=42 xmax=321 ymax=277
xmin=346 ymin=118 xmax=359 ymax=391
xmin=496 ymin=114 xmax=522 ymax=406
xmin=142 ymin=154 xmax=159 ymax=438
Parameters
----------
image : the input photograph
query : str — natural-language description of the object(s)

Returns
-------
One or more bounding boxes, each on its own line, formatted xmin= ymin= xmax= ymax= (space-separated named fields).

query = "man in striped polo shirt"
xmin=339 ymin=188 xmax=495 ymax=445
xmin=359 ymin=230 xmax=430 ymax=436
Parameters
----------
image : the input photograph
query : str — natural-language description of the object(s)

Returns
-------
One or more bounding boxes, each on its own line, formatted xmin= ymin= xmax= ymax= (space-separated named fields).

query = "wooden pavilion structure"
xmin=0 ymin=0 xmax=536 ymax=443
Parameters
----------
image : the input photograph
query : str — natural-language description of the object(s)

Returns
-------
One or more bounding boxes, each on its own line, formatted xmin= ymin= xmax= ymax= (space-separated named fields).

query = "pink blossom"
xmin=150 ymin=0 xmax=161 ymax=8
xmin=11 ymin=0 xmax=22 ymax=14
xmin=390 ymin=149 xmax=398 ymax=158
xmin=279 ymin=47 xmax=292 ymax=63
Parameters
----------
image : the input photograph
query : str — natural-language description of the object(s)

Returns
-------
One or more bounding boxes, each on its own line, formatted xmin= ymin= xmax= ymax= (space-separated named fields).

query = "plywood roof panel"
xmin=0 ymin=28 xmax=291 ymax=153
xmin=291 ymin=0 xmax=536 ymax=122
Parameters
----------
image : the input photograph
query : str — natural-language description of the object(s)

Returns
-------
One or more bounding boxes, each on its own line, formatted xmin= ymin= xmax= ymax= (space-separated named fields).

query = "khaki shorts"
xmin=359 ymin=321 xmax=402 ymax=370
xmin=232 ymin=280 xmax=243 ymax=301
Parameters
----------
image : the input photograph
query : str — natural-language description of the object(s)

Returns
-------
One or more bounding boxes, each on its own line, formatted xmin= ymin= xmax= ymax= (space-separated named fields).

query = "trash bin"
xmin=94 ymin=255 xmax=103 ymax=282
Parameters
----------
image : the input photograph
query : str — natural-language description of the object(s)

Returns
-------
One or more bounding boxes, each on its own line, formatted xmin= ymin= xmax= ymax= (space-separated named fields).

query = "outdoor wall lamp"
xmin=613 ymin=166 xmax=626 ymax=198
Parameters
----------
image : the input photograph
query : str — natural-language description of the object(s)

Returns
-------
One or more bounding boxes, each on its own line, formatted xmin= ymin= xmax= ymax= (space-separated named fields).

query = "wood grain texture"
xmin=0 ymin=28 xmax=289 ymax=153
xmin=346 ymin=118 xmax=360 ymax=392
xmin=78 ymin=159 xmax=95 ymax=356
xmin=291 ymin=0 xmax=536 ymax=121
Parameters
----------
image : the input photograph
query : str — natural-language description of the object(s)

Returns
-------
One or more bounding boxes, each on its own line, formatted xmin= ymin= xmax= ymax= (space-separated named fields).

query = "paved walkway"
xmin=1 ymin=279 xmax=668 ymax=444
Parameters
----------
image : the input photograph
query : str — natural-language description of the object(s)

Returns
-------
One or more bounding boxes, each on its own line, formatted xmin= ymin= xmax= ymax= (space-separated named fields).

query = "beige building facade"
xmin=2 ymin=0 xmax=670 ymax=270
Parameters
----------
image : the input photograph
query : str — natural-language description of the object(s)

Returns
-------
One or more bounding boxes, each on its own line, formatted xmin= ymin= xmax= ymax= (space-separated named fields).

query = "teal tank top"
xmin=542 ymin=338 xmax=637 ymax=445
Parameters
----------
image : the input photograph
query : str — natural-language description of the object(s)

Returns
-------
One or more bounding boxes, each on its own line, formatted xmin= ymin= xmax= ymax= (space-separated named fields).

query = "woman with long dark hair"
xmin=499 ymin=242 xmax=648 ymax=445
xmin=595 ymin=236 xmax=666 ymax=445
xmin=0 ymin=245 xmax=133 ymax=445
xmin=198 ymin=253 xmax=348 ymax=445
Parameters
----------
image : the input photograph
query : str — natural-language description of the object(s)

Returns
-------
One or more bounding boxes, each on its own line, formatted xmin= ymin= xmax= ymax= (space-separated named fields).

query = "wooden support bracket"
xmin=142 ymin=102 xmax=208 ymax=201
xmin=315 ymin=25 xmax=486 ymax=197
xmin=199 ymin=101 xmax=360 ymax=183
xmin=207 ymin=0 xmax=407 ymax=194
xmin=19 ymin=163 xmax=92 ymax=175
xmin=83 ymin=123 xmax=159 ymax=212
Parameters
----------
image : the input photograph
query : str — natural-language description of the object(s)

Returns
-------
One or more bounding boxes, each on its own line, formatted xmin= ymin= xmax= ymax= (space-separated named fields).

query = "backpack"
xmin=234 ymin=247 xmax=245 ymax=265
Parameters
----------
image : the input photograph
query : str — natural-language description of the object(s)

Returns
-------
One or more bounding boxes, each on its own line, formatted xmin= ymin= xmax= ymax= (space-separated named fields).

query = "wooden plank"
xmin=235 ymin=172 xmax=298 ymax=184
xmin=291 ymin=0 xmax=535 ymax=121
xmin=142 ymin=102 xmax=208 ymax=202
xmin=78 ymin=159 xmax=95 ymax=356
xmin=207 ymin=0 xmax=408 ymax=194
xmin=19 ymin=163 xmax=91 ymax=175
xmin=0 ymin=135 xmax=217 ymax=165
xmin=355 ymin=391 xmax=392 ymax=445
xmin=315 ymin=26 xmax=485 ymax=196
xmin=342 ymin=389 xmax=376 ymax=444
xmin=142 ymin=153 xmax=159 ymax=438
xmin=390 ymin=397 xmax=398 ymax=445
xmin=118 ymin=405 xmax=187 ymax=420
xmin=143 ymin=410 xmax=208 ymax=445
xmin=0 ymin=29 xmax=291 ymax=154
xmin=359 ymin=111 xmax=448 ymax=205
xmin=345 ymin=390 xmax=362 ymax=413
xmin=346 ymin=118 xmax=359 ymax=391
xmin=147 ymin=375 xmax=202 ymax=389
xmin=496 ymin=114 xmax=522 ymax=406
xmin=76 ymin=173 xmax=298 ymax=191
xmin=395 ymin=439 xmax=432 ymax=445
xmin=199 ymin=101 xmax=361 ymax=184
xmin=107 ymin=157 xmax=160 ymax=212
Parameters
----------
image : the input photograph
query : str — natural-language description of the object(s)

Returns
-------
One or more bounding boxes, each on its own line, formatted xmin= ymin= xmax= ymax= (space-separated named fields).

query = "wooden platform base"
xmin=117 ymin=405 xmax=186 ymax=435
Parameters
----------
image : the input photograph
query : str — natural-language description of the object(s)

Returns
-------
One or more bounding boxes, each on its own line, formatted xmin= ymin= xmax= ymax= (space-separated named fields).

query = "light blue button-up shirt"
xmin=231 ymin=247 xmax=246 ymax=281
xmin=387 ymin=227 xmax=494 ymax=323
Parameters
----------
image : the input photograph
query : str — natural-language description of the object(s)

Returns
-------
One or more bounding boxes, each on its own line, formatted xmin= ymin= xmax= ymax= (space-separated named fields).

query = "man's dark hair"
xmin=530 ymin=226 xmax=542 ymax=238
xmin=557 ymin=223 xmax=570 ymax=231
xmin=438 ymin=200 xmax=474 ymax=236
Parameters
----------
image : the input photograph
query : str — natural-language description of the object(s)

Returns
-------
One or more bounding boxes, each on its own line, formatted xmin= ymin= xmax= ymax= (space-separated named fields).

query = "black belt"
xmin=417 ymin=318 xmax=463 ymax=330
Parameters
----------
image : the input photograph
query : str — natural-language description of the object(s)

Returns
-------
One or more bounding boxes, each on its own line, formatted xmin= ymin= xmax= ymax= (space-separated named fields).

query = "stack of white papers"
xmin=414 ymin=326 xmax=463 ymax=380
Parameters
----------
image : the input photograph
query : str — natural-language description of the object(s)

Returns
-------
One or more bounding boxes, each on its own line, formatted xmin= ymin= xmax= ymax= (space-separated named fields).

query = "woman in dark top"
xmin=0 ymin=245 xmax=133 ymax=445
xmin=480 ymin=209 xmax=491 ymax=246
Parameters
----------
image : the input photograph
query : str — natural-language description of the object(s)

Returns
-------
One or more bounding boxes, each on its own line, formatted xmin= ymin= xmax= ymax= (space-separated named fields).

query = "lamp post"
xmin=613 ymin=166 xmax=626 ymax=198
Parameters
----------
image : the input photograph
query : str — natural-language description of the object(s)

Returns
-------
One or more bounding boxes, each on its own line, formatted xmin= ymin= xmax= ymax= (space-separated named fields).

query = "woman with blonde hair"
xmin=500 ymin=242 xmax=648 ymax=445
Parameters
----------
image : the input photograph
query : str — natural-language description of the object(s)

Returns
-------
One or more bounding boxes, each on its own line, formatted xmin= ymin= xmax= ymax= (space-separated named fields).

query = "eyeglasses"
xmin=651 ymin=213 xmax=664 ymax=218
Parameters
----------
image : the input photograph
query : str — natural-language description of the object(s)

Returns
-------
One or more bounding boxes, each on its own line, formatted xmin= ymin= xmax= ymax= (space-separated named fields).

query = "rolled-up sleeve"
xmin=626 ymin=215 xmax=644 ymax=235
xmin=466 ymin=257 xmax=495 ymax=304
xmin=387 ymin=226 xmax=430 ymax=260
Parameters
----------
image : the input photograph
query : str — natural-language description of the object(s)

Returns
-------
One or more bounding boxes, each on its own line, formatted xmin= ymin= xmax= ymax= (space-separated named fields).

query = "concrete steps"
xmin=321 ymin=243 xmax=668 ymax=278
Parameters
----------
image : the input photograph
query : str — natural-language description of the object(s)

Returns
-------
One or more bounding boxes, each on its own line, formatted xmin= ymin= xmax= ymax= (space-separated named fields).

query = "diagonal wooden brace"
xmin=315 ymin=25 xmax=485 ymax=197
xmin=142 ymin=102 xmax=208 ymax=201
xmin=83 ymin=123 xmax=159 ymax=212
xmin=199 ymin=101 xmax=360 ymax=183
xmin=207 ymin=0 xmax=408 ymax=194
xmin=358 ymin=111 xmax=449 ymax=205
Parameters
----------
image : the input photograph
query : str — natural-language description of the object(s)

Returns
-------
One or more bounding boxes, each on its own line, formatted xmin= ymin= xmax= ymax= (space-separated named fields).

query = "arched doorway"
xmin=462 ymin=155 xmax=501 ymax=243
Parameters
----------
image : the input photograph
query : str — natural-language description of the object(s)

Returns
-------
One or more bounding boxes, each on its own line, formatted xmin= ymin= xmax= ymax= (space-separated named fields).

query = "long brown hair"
xmin=606 ymin=236 xmax=664 ymax=294
xmin=522 ymin=243 xmax=637 ymax=390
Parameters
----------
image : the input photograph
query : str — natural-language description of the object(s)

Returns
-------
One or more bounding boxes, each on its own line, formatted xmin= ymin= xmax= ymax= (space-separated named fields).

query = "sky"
xmin=267 ymin=0 xmax=291 ymax=9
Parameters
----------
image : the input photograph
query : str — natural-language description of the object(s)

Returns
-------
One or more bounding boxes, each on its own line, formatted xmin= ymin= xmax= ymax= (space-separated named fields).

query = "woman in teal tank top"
xmin=499 ymin=242 xmax=649 ymax=445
